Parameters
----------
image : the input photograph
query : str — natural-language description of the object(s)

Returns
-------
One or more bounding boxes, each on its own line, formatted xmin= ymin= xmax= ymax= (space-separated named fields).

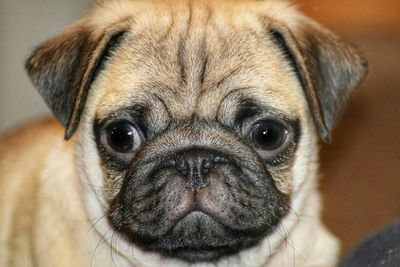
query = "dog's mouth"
xmin=107 ymin=148 xmax=289 ymax=262
xmin=145 ymin=211 xmax=265 ymax=261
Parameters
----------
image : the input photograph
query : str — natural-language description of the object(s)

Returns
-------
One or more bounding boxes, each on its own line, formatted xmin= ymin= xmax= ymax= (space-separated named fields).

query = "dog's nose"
xmin=174 ymin=150 xmax=216 ymax=192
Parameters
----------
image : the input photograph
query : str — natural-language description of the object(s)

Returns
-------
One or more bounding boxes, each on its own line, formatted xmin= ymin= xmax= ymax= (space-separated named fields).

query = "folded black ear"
xmin=26 ymin=21 xmax=128 ymax=140
xmin=269 ymin=21 xmax=368 ymax=141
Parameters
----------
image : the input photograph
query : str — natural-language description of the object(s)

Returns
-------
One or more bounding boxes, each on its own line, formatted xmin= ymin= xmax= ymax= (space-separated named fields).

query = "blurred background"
xmin=0 ymin=0 xmax=399 ymax=257
xmin=300 ymin=0 xmax=400 ymax=254
xmin=0 ymin=0 xmax=89 ymax=132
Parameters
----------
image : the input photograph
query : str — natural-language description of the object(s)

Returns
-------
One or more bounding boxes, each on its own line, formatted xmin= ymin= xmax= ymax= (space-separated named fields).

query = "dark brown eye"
xmin=106 ymin=121 xmax=141 ymax=153
xmin=250 ymin=120 xmax=288 ymax=150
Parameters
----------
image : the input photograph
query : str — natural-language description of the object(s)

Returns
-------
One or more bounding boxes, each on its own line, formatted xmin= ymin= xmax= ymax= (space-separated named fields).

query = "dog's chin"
xmin=126 ymin=211 xmax=264 ymax=262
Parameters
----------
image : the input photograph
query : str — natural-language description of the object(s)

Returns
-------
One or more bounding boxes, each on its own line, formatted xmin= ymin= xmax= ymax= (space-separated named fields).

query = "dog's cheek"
xmin=268 ymin=164 xmax=294 ymax=195
xmin=97 ymin=155 xmax=130 ymax=203
xmin=102 ymin=168 xmax=128 ymax=202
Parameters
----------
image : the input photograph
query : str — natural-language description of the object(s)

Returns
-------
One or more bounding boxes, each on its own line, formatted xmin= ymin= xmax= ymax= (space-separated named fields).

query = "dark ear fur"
xmin=269 ymin=21 xmax=368 ymax=141
xmin=26 ymin=22 xmax=127 ymax=139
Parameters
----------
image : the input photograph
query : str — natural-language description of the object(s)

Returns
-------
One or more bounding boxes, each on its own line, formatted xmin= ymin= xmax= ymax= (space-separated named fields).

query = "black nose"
xmin=173 ymin=150 xmax=217 ymax=192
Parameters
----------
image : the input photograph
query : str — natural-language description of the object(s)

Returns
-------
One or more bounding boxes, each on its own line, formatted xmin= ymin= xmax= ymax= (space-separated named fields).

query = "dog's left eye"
xmin=250 ymin=120 xmax=288 ymax=151
xmin=105 ymin=121 xmax=141 ymax=153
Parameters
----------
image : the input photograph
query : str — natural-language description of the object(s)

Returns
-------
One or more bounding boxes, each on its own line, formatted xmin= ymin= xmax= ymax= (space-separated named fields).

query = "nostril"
xmin=202 ymin=159 xmax=215 ymax=170
xmin=201 ymin=159 xmax=215 ymax=176
xmin=176 ymin=156 xmax=189 ymax=175
xmin=165 ymin=159 xmax=176 ymax=167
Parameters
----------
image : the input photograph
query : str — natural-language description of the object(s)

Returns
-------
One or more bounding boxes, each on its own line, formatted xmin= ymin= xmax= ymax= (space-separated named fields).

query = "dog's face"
xmin=92 ymin=18 xmax=304 ymax=260
xmin=25 ymin=0 xmax=367 ymax=263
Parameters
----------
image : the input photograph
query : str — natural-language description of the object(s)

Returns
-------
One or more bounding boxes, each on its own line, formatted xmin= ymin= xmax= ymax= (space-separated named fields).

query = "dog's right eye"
xmin=105 ymin=121 xmax=141 ymax=153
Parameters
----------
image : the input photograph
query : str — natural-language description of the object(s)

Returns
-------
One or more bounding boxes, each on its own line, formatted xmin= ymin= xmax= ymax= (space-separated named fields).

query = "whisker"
xmin=88 ymin=214 xmax=108 ymax=234
xmin=90 ymin=228 xmax=113 ymax=267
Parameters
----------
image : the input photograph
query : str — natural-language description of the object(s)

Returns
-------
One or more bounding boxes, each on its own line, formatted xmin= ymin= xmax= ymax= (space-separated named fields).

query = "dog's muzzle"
xmin=108 ymin=125 xmax=289 ymax=262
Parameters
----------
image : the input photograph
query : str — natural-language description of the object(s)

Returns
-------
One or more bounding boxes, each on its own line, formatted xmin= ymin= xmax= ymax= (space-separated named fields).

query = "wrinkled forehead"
xmin=93 ymin=2 xmax=307 ymax=122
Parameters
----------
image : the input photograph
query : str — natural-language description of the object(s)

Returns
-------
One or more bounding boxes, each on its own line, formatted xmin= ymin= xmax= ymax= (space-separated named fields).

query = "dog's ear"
xmin=26 ymin=19 xmax=128 ymax=140
xmin=269 ymin=20 xmax=368 ymax=141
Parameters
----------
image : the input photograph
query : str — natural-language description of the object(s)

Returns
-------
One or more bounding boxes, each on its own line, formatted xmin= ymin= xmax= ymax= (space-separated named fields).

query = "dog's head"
xmin=26 ymin=0 xmax=367 ymax=263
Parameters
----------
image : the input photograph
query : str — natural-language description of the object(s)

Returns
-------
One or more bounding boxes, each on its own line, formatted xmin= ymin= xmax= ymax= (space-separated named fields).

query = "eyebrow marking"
xmin=234 ymin=98 xmax=263 ymax=126
xmin=121 ymin=105 xmax=149 ymax=135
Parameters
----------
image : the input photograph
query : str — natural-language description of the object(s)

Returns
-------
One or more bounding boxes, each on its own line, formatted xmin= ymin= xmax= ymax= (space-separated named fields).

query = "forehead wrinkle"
xmin=132 ymin=0 xmax=215 ymax=120
xmin=143 ymin=2 xmax=258 ymax=117
xmin=193 ymin=16 xmax=267 ymax=119
xmin=194 ymin=27 xmax=303 ymax=121
xmin=96 ymin=0 xmax=303 ymax=124
xmin=175 ymin=1 xmax=214 ymax=114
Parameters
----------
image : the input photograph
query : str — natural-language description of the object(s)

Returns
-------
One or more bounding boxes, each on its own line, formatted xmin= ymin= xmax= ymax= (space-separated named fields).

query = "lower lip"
xmin=176 ymin=210 xmax=211 ymax=225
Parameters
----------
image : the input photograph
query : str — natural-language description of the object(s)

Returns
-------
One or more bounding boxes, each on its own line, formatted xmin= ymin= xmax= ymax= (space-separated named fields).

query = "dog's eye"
xmin=250 ymin=120 xmax=288 ymax=151
xmin=106 ymin=121 xmax=141 ymax=153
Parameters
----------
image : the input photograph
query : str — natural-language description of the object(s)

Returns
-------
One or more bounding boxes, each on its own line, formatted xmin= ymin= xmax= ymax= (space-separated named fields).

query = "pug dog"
xmin=0 ymin=0 xmax=367 ymax=266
